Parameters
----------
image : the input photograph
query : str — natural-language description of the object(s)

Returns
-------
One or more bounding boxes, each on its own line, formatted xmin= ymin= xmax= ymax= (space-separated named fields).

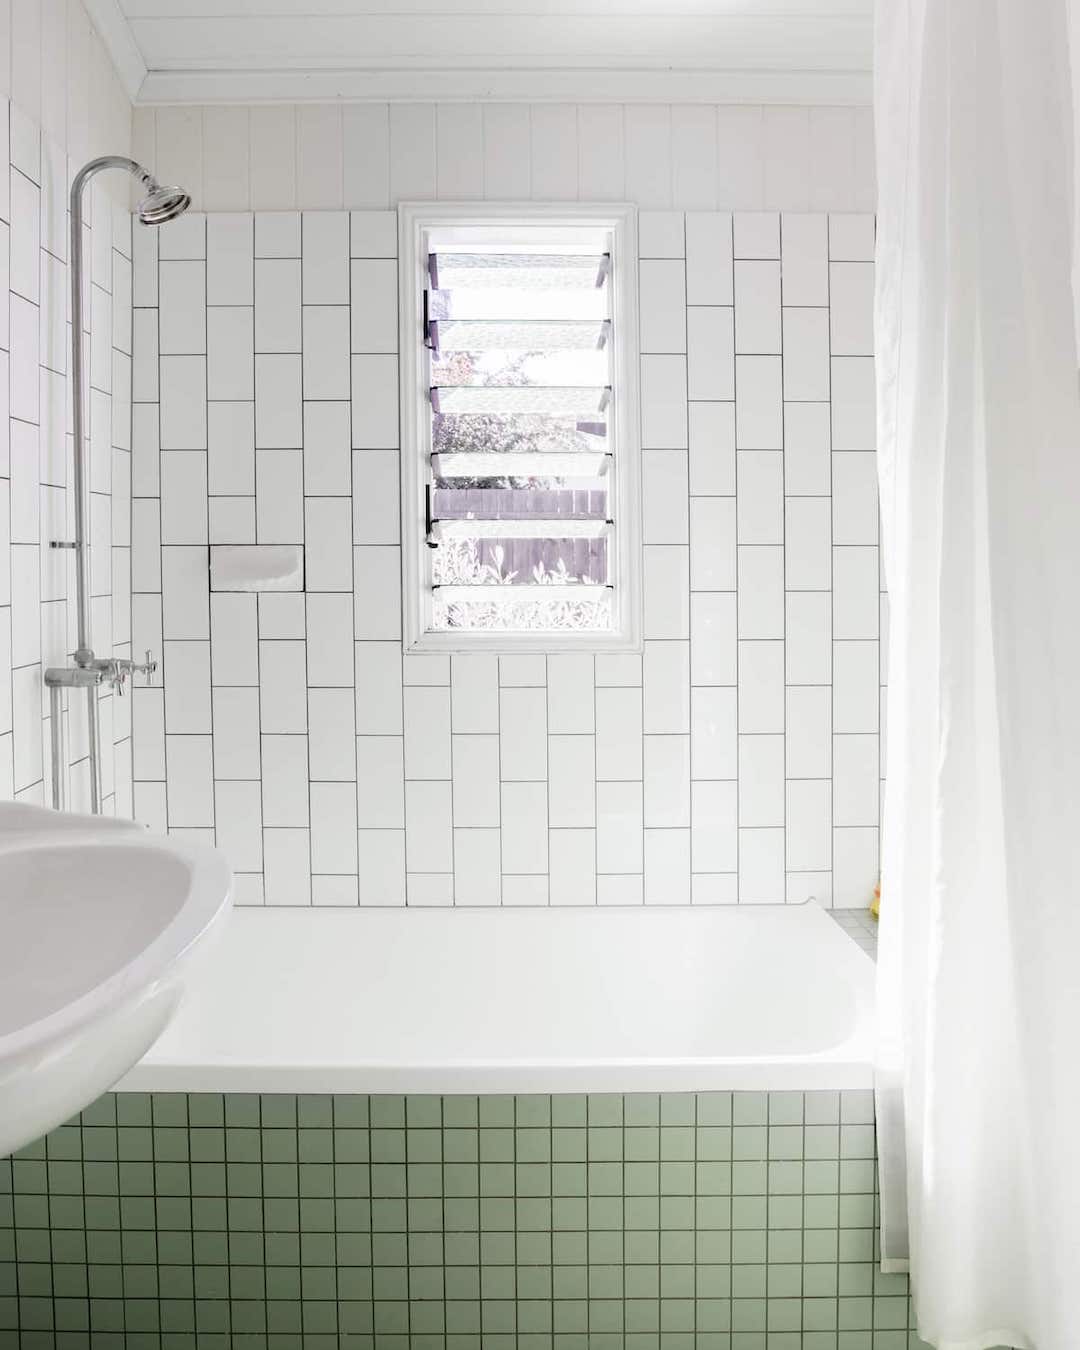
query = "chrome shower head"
xmin=136 ymin=180 xmax=191 ymax=226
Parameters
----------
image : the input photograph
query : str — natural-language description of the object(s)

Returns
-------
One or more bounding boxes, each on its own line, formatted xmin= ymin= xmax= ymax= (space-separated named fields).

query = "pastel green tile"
xmin=696 ymin=1093 xmax=733 ymax=1127
xmin=767 ymin=1264 xmax=802 ymax=1299
xmin=479 ymin=1097 xmax=515 ymax=1129
xmin=516 ymin=1127 xmax=551 ymax=1163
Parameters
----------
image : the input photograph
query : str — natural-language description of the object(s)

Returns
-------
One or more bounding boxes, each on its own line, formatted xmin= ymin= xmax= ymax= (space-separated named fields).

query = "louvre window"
xmin=399 ymin=206 xmax=641 ymax=652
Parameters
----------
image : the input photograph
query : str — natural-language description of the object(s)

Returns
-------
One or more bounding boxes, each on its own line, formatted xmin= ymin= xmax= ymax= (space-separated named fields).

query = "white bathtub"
xmin=118 ymin=900 xmax=874 ymax=1096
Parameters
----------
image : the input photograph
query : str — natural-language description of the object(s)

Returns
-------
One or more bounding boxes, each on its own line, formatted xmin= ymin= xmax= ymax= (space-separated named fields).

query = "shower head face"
xmin=136 ymin=181 xmax=191 ymax=226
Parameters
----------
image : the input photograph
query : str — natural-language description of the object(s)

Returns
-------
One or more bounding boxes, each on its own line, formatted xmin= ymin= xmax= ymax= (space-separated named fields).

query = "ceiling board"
xmin=102 ymin=0 xmax=874 ymax=105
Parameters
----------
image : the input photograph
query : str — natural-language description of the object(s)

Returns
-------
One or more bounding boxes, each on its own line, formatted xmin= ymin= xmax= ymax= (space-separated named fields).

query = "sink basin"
xmin=0 ymin=802 xmax=232 ymax=1157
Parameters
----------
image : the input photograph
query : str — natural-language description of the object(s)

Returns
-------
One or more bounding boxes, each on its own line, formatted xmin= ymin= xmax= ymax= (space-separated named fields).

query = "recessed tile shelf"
xmin=209 ymin=544 xmax=305 ymax=592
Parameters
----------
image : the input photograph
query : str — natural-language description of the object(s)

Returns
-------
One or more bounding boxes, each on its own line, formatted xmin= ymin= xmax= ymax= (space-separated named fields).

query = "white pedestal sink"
xmin=0 ymin=802 xmax=232 ymax=1157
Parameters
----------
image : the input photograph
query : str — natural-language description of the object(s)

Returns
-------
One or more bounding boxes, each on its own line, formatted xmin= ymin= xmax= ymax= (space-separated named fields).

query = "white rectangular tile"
xmin=357 ymin=828 xmax=406 ymax=905
xmin=161 ymin=547 xmax=209 ymax=640
xmin=261 ymin=734 xmax=310 ymax=826
xmin=639 ymin=259 xmax=687 ymax=354
xmin=215 ymin=780 xmax=263 ymax=873
xmin=304 ymin=402 xmax=351 ymax=495
xmin=643 ymin=450 xmax=689 ymax=544
xmin=354 ymin=641 xmax=402 ymax=734
xmin=830 ymin=357 xmax=875 ymax=450
xmin=210 ymin=594 xmax=259 ymax=685
xmin=597 ymin=781 xmax=643 ymax=873
xmin=499 ymin=687 xmax=547 ymax=781
xmin=310 ymin=782 xmax=358 ymax=874
xmin=263 ymin=828 xmax=311 ymax=906
xmin=786 ymin=779 xmax=831 ymax=871
xmin=165 ymin=735 xmax=214 ymax=827
xmin=833 ymin=547 xmax=879 ymax=638
xmin=259 ymin=638 xmax=307 ymax=734
xmin=642 ymin=641 xmax=689 ymax=734
xmin=547 ymin=653 xmax=595 ymax=734
xmin=159 ymin=261 xmax=206 ymax=355
xmin=403 ymin=686 xmax=451 ymax=779
xmin=207 ymin=215 xmax=255 ymax=306
xmin=786 ymin=592 xmax=832 ymax=685
xmin=209 ymin=496 xmax=256 ymax=545
xmin=644 ymin=735 xmax=690 ymax=827
xmin=500 ymin=781 xmax=547 ymax=874
xmin=689 ymin=497 xmax=736 ymax=592
xmin=450 ymin=653 xmax=499 ymax=733
xmin=686 ymin=307 xmax=734 ymax=401
xmin=596 ymin=686 xmax=642 ymax=781
xmin=782 ymin=308 xmax=830 ymax=401
xmin=737 ymin=640 xmax=784 ymax=733
xmin=733 ymin=212 xmax=779 ymax=259
xmin=780 ymin=214 xmax=828 ymax=306
xmin=254 ymin=258 xmax=301 ymax=352
xmin=160 ymin=356 xmax=207 ymax=450
xmin=832 ymin=826 xmax=878 ymax=907
xmin=549 ymin=830 xmax=597 ymax=907
xmin=829 ymin=261 xmax=874 ymax=356
xmin=784 ymin=402 xmax=831 ymax=494
xmin=690 ymin=591 xmax=737 ymax=686
xmin=160 ymin=452 xmax=208 ymax=545
xmin=833 ymin=640 xmax=879 ymax=734
xmin=643 ymin=546 xmax=689 ymax=640
xmin=351 ymin=449 xmax=399 ymax=544
xmin=644 ymin=829 xmax=690 ymax=904
xmin=206 ymin=307 xmax=254 ymax=400
xmin=305 ymin=497 xmax=352 ymax=590
xmin=685 ymin=212 xmax=733 ymax=305
xmin=208 ymin=402 xmax=255 ymax=495
xmin=738 ymin=734 xmax=785 ymax=826
xmin=351 ymin=355 xmax=399 ymax=448
xmin=255 ymin=449 xmax=303 ymax=543
xmin=691 ymin=780 xmax=737 ymax=872
xmin=352 ymin=546 xmax=401 ymax=639
xmin=349 ymin=258 xmax=399 ymax=354
xmin=737 ymin=546 xmax=784 ymax=638
xmin=691 ymin=686 xmax=737 ymax=780
xmin=548 ymin=734 xmax=596 ymax=827
xmin=832 ymin=452 xmax=879 ymax=545
xmin=452 ymin=734 xmax=500 ymax=826
xmin=640 ymin=355 xmax=688 ymax=449
xmin=306 ymin=590 xmax=352 ymax=688
xmin=255 ymin=354 xmax=302 ymax=448
xmin=738 ymin=827 xmax=785 ymax=902
xmin=302 ymin=212 xmax=349 ymax=305
xmin=688 ymin=400 xmax=735 ymax=496
xmin=211 ymin=686 xmax=261 ymax=779
xmin=356 ymin=735 xmax=404 ymax=826
xmin=785 ymin=497 xmax=831 ymax=591
xmin=734 ymin=260 xmax=781 ymax=354
xmin=833 ymin=734 xmax=878 ymax=826
xmin=734 ymin=355 xmax=782 ymax=449
xmin=785 ymin=686 xmax=832 ymax=778
xmin=303 ymin=305 xmax=350 ymax=399
xmin=638 ymin=211 xmax=684 ymax=259
xmin=735 ymin=451 xmax=783 ymax=545
xmin=308 ymin=687 xmax=357 ymax=781
xmin=163 ymin=642 xmax=212 ymax=734
xmin=454 ymin=829 xmax=501 ymax=906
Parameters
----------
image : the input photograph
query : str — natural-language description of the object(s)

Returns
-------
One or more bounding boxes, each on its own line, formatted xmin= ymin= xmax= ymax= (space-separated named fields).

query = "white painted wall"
xmin=134 ymin=102 xmax=875 ymax=215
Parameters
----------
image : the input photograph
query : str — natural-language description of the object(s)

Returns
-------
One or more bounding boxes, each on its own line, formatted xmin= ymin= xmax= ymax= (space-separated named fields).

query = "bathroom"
xmin=2 ymin=1 xmax=1078 ymax=1347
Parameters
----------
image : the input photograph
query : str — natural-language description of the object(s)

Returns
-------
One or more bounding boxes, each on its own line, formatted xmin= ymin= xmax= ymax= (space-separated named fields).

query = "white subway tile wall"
xmin=133 ymin=205 xmax=884 ymax=908
xmin=0 ymin=32 xmax=135 ymax=812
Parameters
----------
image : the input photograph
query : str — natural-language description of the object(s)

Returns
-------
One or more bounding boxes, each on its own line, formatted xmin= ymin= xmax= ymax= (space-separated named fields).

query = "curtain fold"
xmin=874 ymin=2 xmax=1080 ymax=1347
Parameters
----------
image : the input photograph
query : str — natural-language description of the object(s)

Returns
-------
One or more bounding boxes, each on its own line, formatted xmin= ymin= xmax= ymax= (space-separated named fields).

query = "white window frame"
xmin=398 ymin=201 xmax=641 ymax=654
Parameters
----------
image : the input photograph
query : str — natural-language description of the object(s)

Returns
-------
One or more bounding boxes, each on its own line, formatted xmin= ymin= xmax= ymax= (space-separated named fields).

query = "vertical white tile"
xmin=686 ymin=307 xmax=734 ymax=402
xmin=165 ymin=735 xmax=215 ymax=828
xmin=738 ymin=827 xmax=785 ymax=903
xmin=690 ymin=497 xmax=736 ymax=592
xmin=160 ymin=355 xmax=207 ymax=450
xmin=263 ymin=828 xmax=311 ymax=905
xmin=644 ymin=829 xmax=690 ymax=904
xmin=451 ymin=734 xmax=500 ymax=827
xmin=691 ymin=686 xmax=737 ymax=780
xmin=734 ymin=260 xmax=781 ymax=354
xmin=685 ymin=211 xmax=733 ymax=305
xmin=356 ymin=735 xmax=404 ymax=827
xmin=832 ymin=826 xmax=878 ymax=907
xmin=308 ymin=687 xmax=357 ymax=782
xmin=302 ymin=212 xmax=349 ymax=305
xmin=304 ymin=497 xmax=352 ymax=590
xmin=832 ymin=452 xmax=879 ymax=545
xmin=159 ymin=260 xmax=206 ymax=354
xmin=639 ymin=259 xmax=687 ymax=354
xmin=499 ymin=687 xmax=547 ymax=781
xmin=737 ymin=547 xmax=784 ymax=639
xmin=785 ymin=497 xmax=832 ymax=591
xmin=501 ymin=781 xmax=548 ymax=874
xmin=737 ymin=641 xmax=784 ymax=734
xmin=833 ymin=641 xmax=879 ymax=734
xmin=691 ymin=780 xmax=738 ymax=873
xmin=304 ymin=402 xmax=351 ymax=496
xmin=210 ymin=593 xmax=259 ymax=685
xmin=211 ymin=686 xmax=261 ymax=779
xmin=833 ymin=547 xmax=879 ymax=639
xmin=547 ymin=653 xmax=594 ymax=734
xmin=688 ymin=401 xmax=735 ymax=497
xmin=642 ymin=640 xmax=689 ymax=735
xmin=597 ymin=781 xmax=643 ymax=873
xmin=643 ymin=546 xmax=689 ymax=640
xmin=261 ymin=734 xmax=309 ymax=826
xmin=786 ymin=592 xmax=832 ymax=686
xmin=643 ymin=735 xmax=690 ymax=827
xmin=830 ymin=357 xmax=876 ymax=451
xmin=206 ymin=308 xmax=254 ymax=401
xmin=596 ymin=686 xmax=642 ymax=781
xmin=734 ymin=355 xmax=782 ymax=449
xmin=352 ymin=546 xmax=401 ymax=640
xmin=258 ymin=638 xmax=307 ymax=734
xmin=833 ymin=734 xmax=879 ymax=826
xmin=643 ymin=451 xmax=689 ymax=544
xmin=548 ymin=734 xmax=596 ymax=827
xmin=163 ymin=642 xmax=211 ymax=733
xmin=454 ymin=829 xmax=501 ymax=906
xmin=255 ymin=449 xmax=303 ymax=542
xmin=349 ymin=258 xmax=397 ymax=353
xmin=403 ymin=685 xmax=451 ymax=780
xmin=451 ymin=653 xmax=499 ymax=733
xmin=354 ymin=641 xmax=403 ymax=734
xmin=786 ymin=687 xmax=832 ymax=778
xmin=310 ymin=781 xmax=358 ymax=873
xmin=689 ymin=592 xmax=736 ymax=686
xmin=215 ymin=780 xmax=263 ymax=873
xmin=549 ymin=830 xmax=596 ymax=906
xmin=640 ymin=354 xmax=688 ymax=449
xmin=350 ymin=449 xmax=399 ymax=544
xmin=351 ymin=355 xmax=399 ymax=448
xmin=160 ymin=452 xmax=208 ymax=545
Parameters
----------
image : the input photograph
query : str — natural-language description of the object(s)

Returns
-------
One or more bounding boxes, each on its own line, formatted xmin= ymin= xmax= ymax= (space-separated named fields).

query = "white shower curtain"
xmin=874 ymin=2 xmax=1080 ymax=1348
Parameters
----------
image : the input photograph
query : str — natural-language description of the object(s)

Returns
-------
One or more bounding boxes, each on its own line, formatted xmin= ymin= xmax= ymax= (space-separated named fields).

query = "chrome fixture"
xmin=46 ymin=157 xmax=189 ymax=814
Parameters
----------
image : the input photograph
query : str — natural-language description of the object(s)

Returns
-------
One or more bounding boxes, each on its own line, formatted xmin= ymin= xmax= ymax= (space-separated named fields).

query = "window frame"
xmin=398 ymin=201 xmax=641 ymax=654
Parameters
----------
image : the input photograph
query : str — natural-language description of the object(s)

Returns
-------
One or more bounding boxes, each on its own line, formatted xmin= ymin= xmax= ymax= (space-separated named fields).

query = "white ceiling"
xmin=86 ymin=0 xmax=873 ymax=106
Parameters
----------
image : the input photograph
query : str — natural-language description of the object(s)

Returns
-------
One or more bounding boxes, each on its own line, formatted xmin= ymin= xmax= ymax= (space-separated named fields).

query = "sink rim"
xmin=0 ymin=832 xmax=232 ymax=1062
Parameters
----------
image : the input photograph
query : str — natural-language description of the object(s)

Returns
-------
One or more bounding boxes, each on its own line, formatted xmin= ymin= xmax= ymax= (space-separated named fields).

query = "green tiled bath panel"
xmin=0 ymin=1091 xmax=998 ymax=1348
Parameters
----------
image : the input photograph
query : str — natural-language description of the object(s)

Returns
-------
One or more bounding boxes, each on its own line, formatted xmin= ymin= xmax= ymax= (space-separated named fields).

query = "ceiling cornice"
xmin=84 ymin=0 xmax=148 ymax=103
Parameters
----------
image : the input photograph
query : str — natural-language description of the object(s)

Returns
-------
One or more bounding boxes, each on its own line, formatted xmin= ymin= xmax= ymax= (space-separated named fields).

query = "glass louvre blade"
xmin=433 ymin=519 xmax=609 ymax=540
xmin=435 ymin=584 xmax=610 ymax=601
xmin=433 ymin=413 xmax=607 ymax=455
xmin=433 ymin=386 xmax=608 ymax=416
xmin=432 ymin=486 xmax=606 ymax=522
xmin=433 ymin=320 xmax=606 ymax=351
xmin=432 ymin=253 xmax=606 ymax=291
xmin=433 ymin=587 xmax=614 ymax=633
xmin=431 ymin=348 xmax=608 ymax=389
xmin=433 ymin=532 xmax=609 ymax=588
xmin=430 ymin=288 xmax=605 ymax=323
xmin=432 ymin=452 xmax=610 ymax=479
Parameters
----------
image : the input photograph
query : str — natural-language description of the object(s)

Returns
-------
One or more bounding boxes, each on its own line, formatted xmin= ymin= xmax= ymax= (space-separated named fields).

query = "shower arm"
xmin=69 ymin=156 xmax=155 ymax=667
